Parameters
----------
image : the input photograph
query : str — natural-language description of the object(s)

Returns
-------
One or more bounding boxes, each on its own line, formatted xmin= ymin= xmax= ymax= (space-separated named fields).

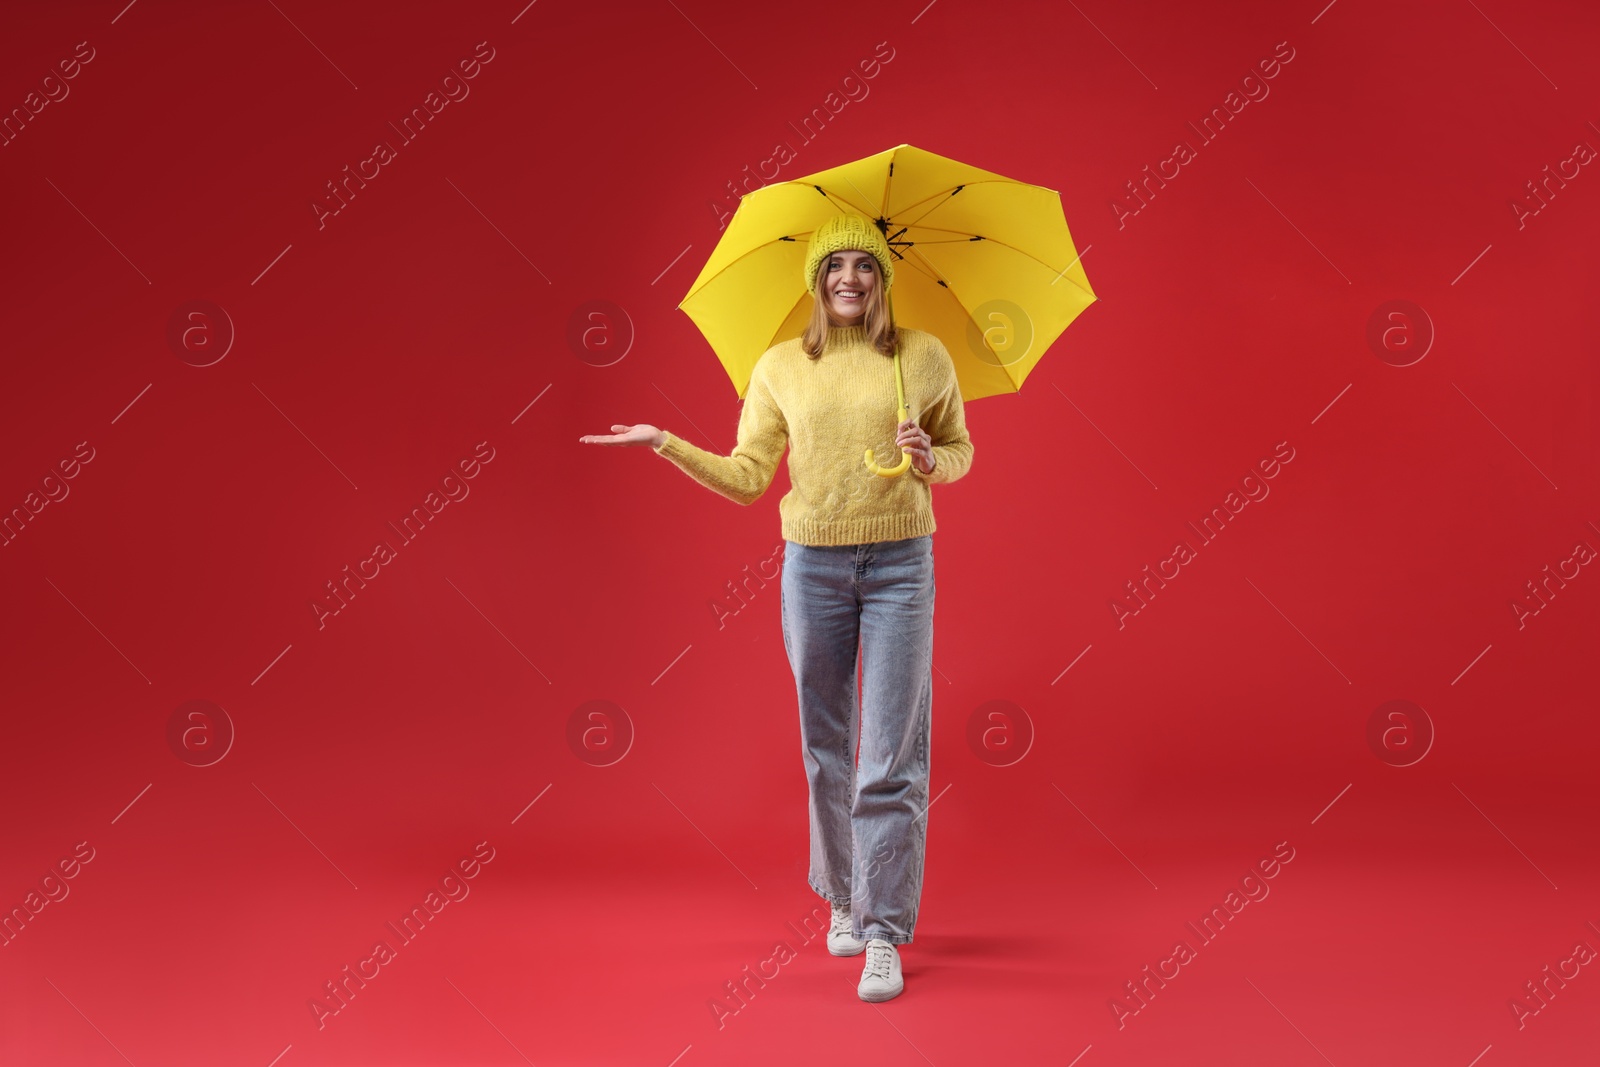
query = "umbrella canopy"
xmin=677 ymin=142 xmax=1097 ymax=402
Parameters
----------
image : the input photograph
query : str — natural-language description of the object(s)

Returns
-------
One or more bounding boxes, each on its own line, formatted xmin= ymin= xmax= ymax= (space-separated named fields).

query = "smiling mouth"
xmin=834 ymin=289 xmax=863 ymax=301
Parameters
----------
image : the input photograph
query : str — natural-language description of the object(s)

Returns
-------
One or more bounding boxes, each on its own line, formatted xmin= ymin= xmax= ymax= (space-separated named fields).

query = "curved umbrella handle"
xmin=864 ymin=309 xmax=913 ymax=477
xmin=864 ymin=403 xmax=913 ymax=477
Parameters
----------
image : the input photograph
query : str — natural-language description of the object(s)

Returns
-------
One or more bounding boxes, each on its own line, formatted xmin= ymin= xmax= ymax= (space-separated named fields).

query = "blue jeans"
xmin=780 ymin=533 xmax=934 ymax=945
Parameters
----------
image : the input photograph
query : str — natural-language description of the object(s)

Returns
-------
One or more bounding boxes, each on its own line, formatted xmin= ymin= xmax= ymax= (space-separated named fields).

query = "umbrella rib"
xmin=685 ymin=224 xmax=1088 ymax=304
xmin=888 ymin=178 xmax=1026 ymax=223
xmin=902 ymin=247 xmax=1025 ymax=393
xmin=884 ymin=245 xmax=947 ymax=287
xmin=972 ymin=235 xmax=1094 ymax=297
xmin=681 ymin=239 xmax=796 ymax=302
xmin=682 ymin=218 xmax=863 ymax=301
xmin=812 ymin=186 xmax=877 ymax=223
xmin=879 ymin=153 xmax=895 ymax=220
xmin=883 ymin=183 xmax=1092 ymax=296
xmin=806 ymin=178 xmax=1083 ymax=291
xmin=881 ymin=222 xmax=1093 ymax=301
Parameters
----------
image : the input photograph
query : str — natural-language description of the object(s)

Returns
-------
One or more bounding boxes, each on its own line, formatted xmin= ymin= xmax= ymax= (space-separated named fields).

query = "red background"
xmin=2 ymin=1 xmax=1596 ymax=1064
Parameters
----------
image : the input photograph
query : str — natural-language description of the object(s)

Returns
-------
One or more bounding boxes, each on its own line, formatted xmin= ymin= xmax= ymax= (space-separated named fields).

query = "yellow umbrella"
xmin=677 ymin=142 xmax=1096 ymax=476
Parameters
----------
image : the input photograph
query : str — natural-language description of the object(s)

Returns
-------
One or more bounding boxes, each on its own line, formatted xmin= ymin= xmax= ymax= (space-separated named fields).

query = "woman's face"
xmin=823 ymin=249 xmax=878 ymax=326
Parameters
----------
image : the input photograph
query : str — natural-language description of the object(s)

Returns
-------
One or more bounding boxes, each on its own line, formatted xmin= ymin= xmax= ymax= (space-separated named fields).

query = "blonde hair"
xmin=800 ymin=252 xmax=899 ymax=360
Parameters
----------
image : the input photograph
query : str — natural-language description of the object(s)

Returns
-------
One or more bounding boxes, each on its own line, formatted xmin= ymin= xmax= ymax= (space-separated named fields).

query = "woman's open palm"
xmin=580 ymin=424 xmax=665 ymax=448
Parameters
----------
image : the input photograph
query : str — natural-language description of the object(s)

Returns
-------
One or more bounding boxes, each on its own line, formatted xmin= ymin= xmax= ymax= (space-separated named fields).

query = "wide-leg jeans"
xmin=780 ymin=533 xmax=934 ymax=945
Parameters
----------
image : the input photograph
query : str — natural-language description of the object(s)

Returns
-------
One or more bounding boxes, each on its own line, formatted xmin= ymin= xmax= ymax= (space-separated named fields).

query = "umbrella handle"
xmin=864 ymin=403 xmax=913 ymax=477
xmin=864 ymin=299 xmax=912 ymax=477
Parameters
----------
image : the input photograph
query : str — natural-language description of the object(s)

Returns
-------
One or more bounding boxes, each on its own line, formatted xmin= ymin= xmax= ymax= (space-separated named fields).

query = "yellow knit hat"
xmin=803 ymin=213 xmax=895 ymax=295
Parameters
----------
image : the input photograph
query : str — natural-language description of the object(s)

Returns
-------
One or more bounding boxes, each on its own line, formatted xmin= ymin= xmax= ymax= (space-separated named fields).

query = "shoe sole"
xmin=857 ymin=982 xmax=904 ymax=1002
xmin=828 ymin=940 xmax=867 ymax=957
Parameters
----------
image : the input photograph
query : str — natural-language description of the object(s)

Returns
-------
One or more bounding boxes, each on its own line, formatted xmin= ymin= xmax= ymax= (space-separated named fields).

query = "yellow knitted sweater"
xmin=654 ymin=324 xmax=974 ymax=546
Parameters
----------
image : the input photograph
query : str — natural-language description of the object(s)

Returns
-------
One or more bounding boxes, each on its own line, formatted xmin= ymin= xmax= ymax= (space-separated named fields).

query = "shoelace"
xmin=864 ymin=941 xmax=894 ymax=978
xmin=831 ymin=904 xmax=856 ymax=937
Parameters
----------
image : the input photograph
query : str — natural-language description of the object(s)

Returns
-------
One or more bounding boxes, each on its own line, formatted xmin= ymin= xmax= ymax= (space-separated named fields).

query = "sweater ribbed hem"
xmin=781 ymin=509 xmax=935 ymax=547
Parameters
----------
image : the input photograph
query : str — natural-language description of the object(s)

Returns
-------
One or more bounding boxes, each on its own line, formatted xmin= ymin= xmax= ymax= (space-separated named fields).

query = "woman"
xmin=580 ymin=212 xmax=973 ymax=1002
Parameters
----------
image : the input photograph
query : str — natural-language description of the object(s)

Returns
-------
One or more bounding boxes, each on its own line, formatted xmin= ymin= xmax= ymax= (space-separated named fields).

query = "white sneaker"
xmin=827 ymin=901 xmax=866 ymax=956
xmin=857 ymin=938 xmax=904 ymax=1001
